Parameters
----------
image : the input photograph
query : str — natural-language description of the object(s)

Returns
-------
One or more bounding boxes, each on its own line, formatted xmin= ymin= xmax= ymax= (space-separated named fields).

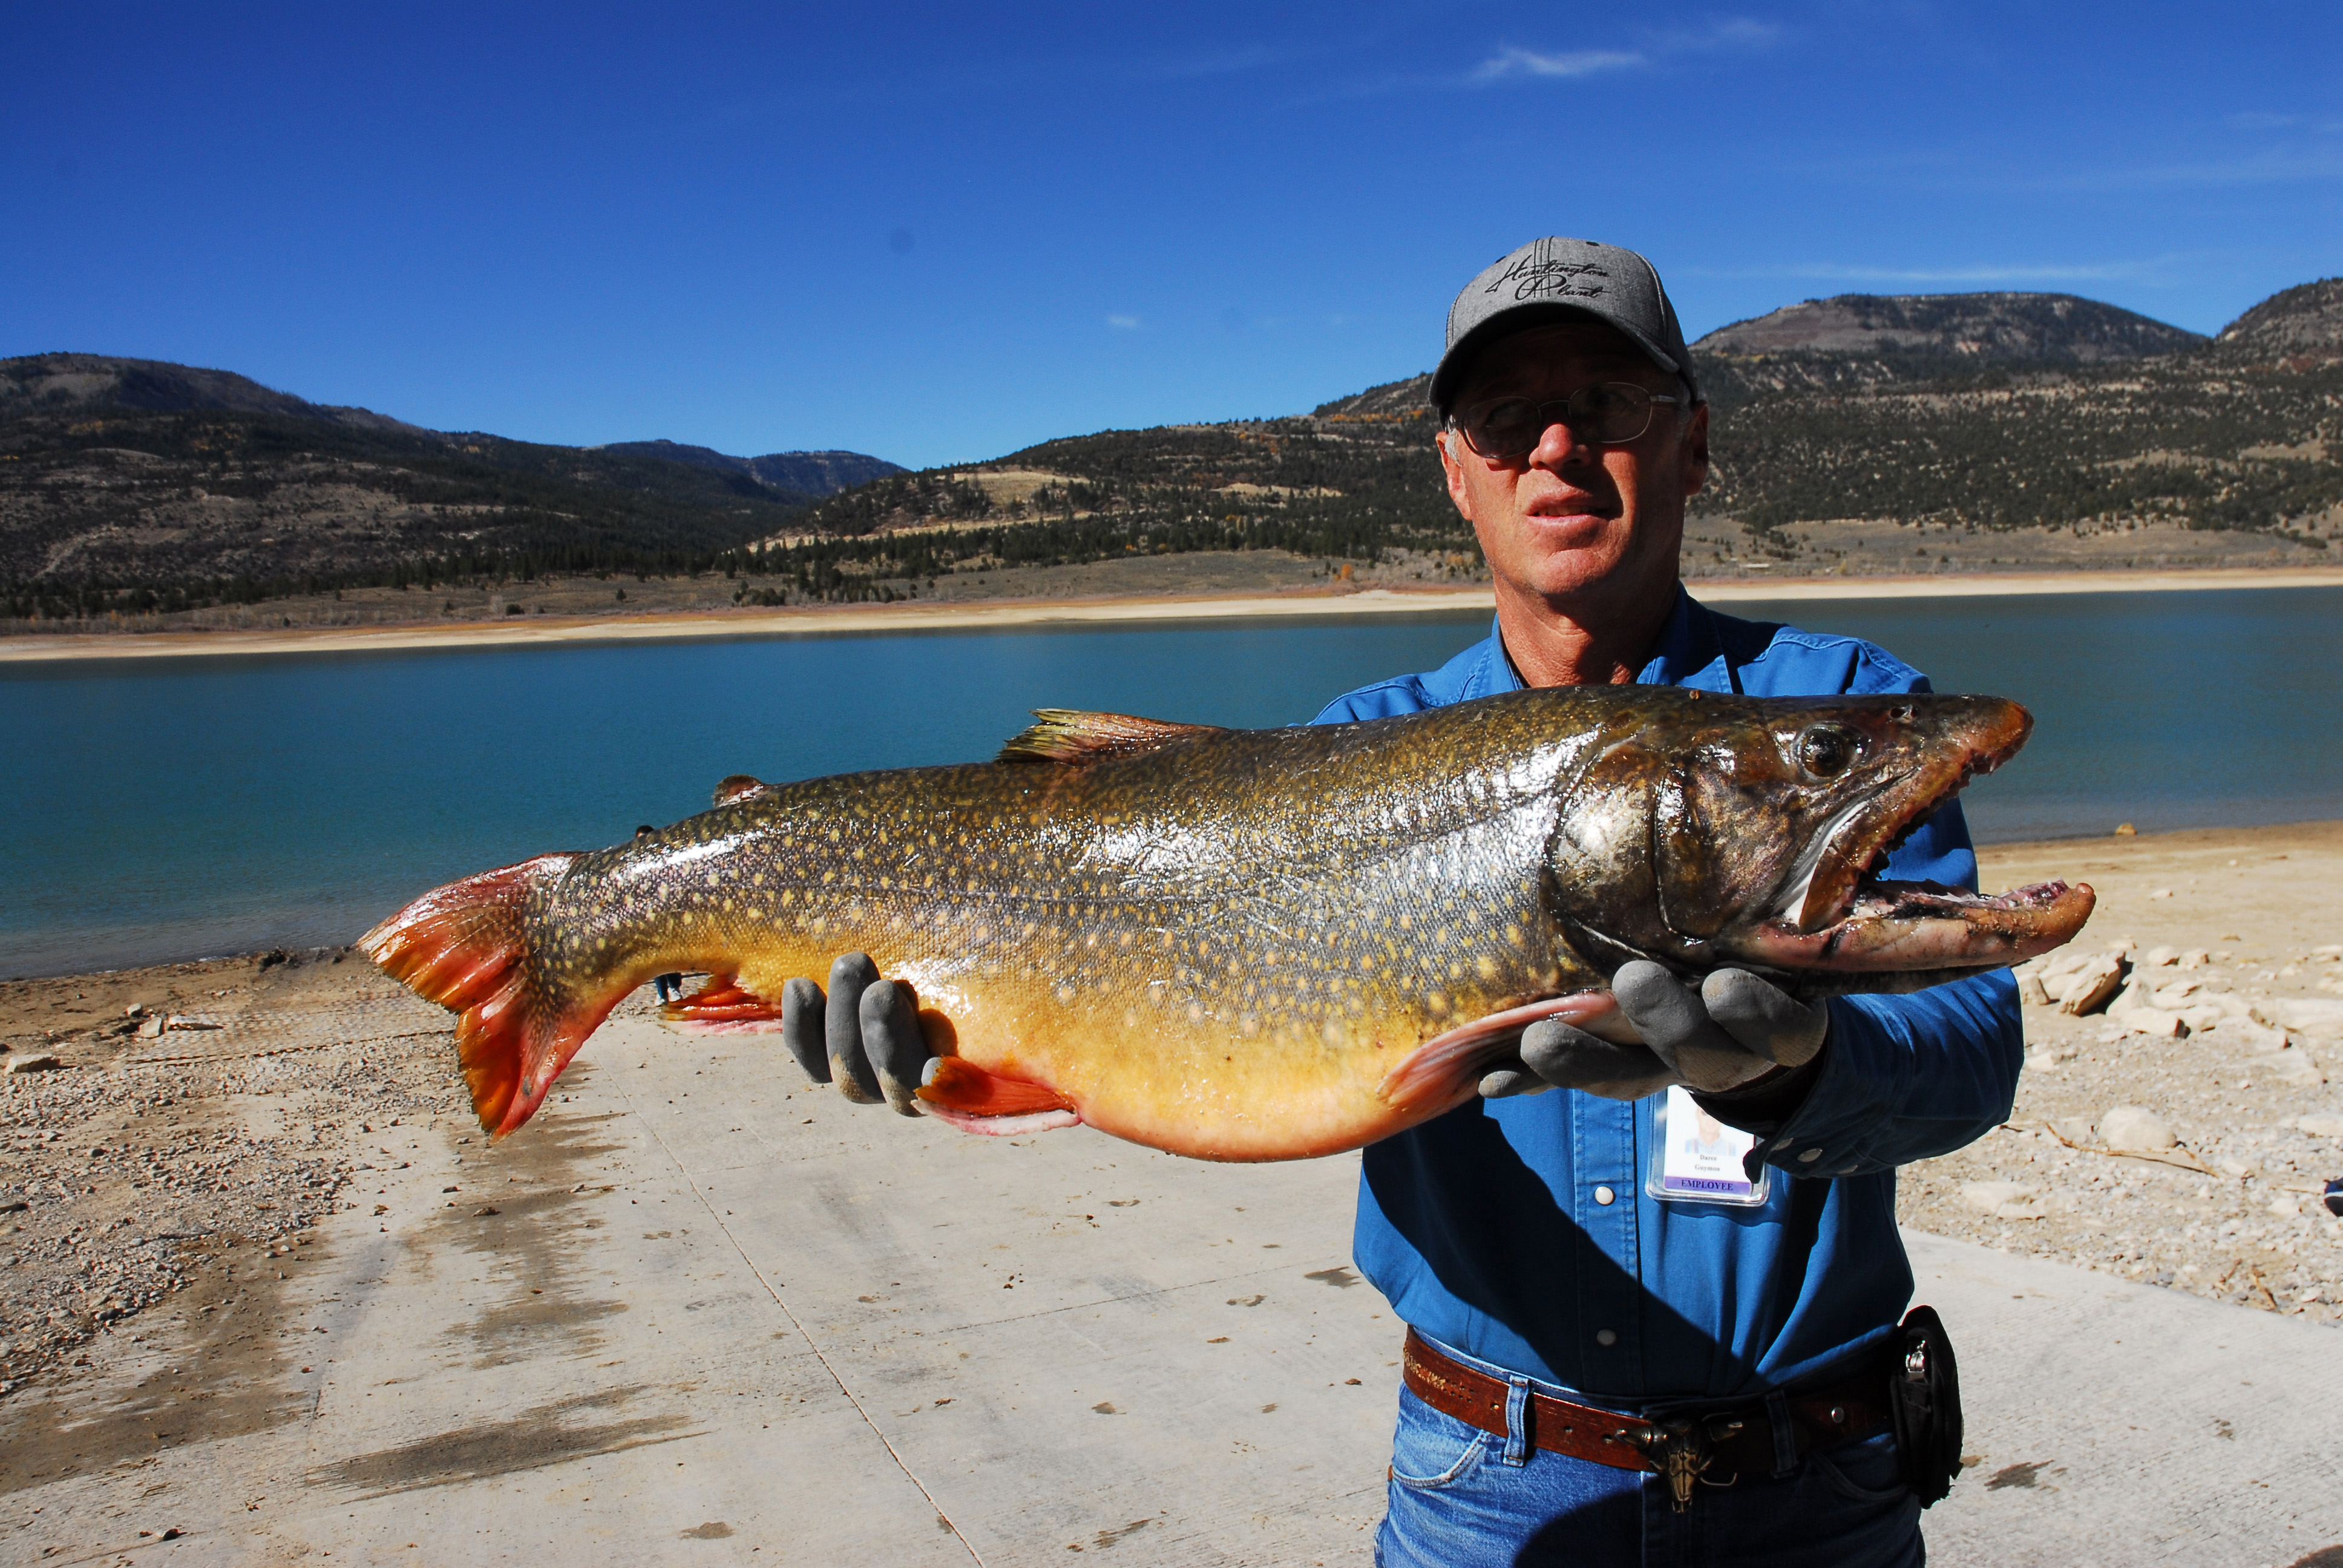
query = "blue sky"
xmin=4 ymin=2 xmax=2338 ymax=469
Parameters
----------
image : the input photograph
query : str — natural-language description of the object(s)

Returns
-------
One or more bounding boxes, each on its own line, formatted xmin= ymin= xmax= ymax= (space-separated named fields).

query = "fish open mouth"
xmin=1741 ymin=701 xmax=2096 ymax=975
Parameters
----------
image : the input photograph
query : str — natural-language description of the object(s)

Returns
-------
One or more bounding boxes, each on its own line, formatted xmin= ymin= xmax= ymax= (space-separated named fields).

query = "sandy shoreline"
xmin=5 ymin=563 xmax=2342 ymax=664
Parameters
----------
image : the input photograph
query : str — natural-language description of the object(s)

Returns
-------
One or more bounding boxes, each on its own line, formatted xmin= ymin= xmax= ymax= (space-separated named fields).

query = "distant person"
xmin=635 ymin=826 xmax=687 ymax=1005
xmin=787 ymin=239 xmax=1994 ymax=1564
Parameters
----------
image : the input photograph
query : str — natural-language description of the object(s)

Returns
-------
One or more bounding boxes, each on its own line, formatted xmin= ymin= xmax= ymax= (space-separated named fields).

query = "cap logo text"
xmin=1487 ymin=249 xmax=1610 ymax=304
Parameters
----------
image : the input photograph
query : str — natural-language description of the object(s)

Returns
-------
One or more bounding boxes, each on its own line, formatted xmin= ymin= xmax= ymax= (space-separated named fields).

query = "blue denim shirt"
xmin=1312 ymin=587 xmax=2023 ymax=1405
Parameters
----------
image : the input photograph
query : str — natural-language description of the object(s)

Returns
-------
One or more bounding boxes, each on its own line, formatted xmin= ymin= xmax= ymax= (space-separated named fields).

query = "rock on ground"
xmin=1899 ymin=821 xmax=2343 ymax=1327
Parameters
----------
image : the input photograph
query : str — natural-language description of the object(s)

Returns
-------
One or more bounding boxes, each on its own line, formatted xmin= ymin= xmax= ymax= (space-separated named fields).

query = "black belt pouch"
xmin=1887 ymin=1304 xmax=1964 ymax=1506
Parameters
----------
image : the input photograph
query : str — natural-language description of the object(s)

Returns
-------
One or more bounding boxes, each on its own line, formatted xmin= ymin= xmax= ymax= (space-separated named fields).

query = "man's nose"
xmin=1527 ymin=415 xmax=1596 ymax=468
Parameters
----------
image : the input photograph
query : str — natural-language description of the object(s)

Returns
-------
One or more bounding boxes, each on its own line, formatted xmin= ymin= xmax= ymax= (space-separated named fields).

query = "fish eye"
xmin=1798 ymin=725 xmax=1859 ymax=779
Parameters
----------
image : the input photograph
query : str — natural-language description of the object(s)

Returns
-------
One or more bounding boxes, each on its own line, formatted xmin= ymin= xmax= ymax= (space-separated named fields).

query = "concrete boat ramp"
xmin=5 ymin=1011 xmax=2338 ymax=1566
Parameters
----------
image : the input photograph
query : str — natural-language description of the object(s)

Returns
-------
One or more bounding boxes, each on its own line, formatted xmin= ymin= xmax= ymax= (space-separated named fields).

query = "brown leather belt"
xmin=1401 ymin=1330 xmax=1892 ymax=1509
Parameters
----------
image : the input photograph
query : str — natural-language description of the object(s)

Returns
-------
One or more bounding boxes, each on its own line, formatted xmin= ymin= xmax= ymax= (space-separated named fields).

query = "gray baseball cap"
xmin=1431 ymin=237 xmax=1702 ymax=414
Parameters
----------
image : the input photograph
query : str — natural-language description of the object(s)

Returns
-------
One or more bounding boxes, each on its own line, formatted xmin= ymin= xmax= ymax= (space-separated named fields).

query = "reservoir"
xmin=5 ymin=584 xmax=2339 ymax=978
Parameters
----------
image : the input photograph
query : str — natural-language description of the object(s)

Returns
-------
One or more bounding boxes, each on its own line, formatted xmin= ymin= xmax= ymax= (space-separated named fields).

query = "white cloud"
xmin=1472 ymin=46 xmax=1645 ymax=82
xmin=1472 ymin=16 xmax=1775 ymax=85
xmin=1648 ymin=17 xmax=1781 ymax=51
xmin=1107 ymin=314 xmax=1142 ymax=330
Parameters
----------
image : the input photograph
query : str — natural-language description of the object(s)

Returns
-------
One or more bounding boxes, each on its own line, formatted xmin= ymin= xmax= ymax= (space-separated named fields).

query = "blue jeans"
xmin=1377 ymin=1373 xmax=1922 ymax=1567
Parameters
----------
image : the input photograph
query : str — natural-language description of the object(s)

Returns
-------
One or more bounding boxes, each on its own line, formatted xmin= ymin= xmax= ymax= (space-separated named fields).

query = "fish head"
xmin=1562 ymin=690 xmax=2092 ymax=991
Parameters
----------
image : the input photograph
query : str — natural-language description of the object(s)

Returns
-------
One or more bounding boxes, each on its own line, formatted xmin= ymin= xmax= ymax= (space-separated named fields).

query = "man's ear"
xmin=1679 ymin=402 xmax=1711 ymax=500
xmin=1437 ymin=428 xmax=1476 ymax=521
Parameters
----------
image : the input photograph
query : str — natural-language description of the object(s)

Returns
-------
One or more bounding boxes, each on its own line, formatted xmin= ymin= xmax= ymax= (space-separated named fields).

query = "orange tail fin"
xmin=359 ymin=854 xmax=615 ymax=1139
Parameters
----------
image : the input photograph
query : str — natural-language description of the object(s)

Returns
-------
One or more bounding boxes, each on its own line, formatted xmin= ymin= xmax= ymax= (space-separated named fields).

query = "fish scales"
xmin=536 ymin=697 xmax=1613 ymax=1158
xmin=364 ymin=687 xmax=2095 ymax=1160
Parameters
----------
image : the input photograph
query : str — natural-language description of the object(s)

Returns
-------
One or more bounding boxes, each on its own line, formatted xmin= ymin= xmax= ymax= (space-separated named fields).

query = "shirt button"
xmin=1798 ymin=1148 xmax=1825 ymax=1163
xmin=1593 ymin=1185 xmax=1616 ymax=1206
xmin=1595 ymin=1328 xmax=1618 ymax=1347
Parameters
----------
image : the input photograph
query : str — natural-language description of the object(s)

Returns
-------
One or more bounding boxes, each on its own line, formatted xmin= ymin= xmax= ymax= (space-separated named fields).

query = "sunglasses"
xmin=1452 ymin=383 xmax=1684 ymax=460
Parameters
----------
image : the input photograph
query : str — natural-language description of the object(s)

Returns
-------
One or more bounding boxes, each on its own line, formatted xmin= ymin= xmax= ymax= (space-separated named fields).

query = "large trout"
xmin=363 ymin=688 xmax=2091 ymax=1160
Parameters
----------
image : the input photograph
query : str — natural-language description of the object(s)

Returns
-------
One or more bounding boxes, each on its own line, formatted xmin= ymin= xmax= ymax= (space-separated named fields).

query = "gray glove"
xmin=1479 ymin=961 xmax=1828 ymax=1101
xmin=781 ymin=953 xmax=931 ymax=1117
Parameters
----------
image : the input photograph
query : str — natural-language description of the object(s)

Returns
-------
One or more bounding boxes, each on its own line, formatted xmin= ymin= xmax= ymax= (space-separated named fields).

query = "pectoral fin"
xmin=662 ymin=975 xmax=787 ymax=1033
xmin=916 ymin=1056 xmax=1080 ymax=1117
xmin=1375 ymin=992 xmax=1635 ymax=1113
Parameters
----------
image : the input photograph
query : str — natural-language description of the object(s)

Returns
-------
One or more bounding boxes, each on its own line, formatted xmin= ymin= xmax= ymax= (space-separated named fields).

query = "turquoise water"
xmin=5 ymin=586 xmax=2339 ymax=979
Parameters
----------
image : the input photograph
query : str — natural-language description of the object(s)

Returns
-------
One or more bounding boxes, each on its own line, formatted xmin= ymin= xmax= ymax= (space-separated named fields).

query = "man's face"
xmin=1438 ymin=322 xmax=1709 ymax=609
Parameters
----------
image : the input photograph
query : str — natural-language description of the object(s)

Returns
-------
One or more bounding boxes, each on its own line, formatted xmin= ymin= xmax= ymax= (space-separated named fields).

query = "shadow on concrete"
xmin=305 ymin=1384 xmax=703 ymax=1500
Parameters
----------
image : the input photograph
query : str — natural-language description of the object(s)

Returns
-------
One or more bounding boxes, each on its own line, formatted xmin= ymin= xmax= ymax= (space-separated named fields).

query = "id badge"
xmin=1647 ymin=1086 xmax=1771 ymax=1207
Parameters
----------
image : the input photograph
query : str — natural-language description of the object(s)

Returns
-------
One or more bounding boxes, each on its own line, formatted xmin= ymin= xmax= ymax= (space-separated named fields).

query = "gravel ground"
xmin=1899 ymin=821 xmax=2343 ymax=1327
xmin=0 ymin=949 xmax=461 ymax=1400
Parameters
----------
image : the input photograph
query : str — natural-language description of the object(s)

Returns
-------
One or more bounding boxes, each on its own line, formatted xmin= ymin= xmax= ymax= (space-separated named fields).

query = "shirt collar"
xmin=1635 ymin=584 xmax=1735 ymax=692
xmin=1478 ymin=616 xmax=1524 ymax=696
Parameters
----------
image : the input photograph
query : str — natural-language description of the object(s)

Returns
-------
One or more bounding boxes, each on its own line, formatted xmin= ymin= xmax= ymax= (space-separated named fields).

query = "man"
xmin=795 ymin=238 xmax=2017 ymax=1566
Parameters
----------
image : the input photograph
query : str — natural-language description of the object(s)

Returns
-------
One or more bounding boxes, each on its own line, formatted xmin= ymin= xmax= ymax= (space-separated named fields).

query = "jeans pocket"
xmin=1389 ymin=1387 xmax=1490 ymax=1491
xmin=1810 ymin=1429 xmax=1910 ymax=1504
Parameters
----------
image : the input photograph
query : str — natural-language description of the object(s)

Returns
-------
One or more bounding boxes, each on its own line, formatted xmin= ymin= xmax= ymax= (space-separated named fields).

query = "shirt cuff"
xmin=1692 ymin=1038 xmax=1829 ymax=1136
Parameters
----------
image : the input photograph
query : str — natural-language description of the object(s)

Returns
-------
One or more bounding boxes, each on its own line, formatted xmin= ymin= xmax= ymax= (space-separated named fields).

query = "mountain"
xmin=0 ymin=355 xmax=899 ymax=612
xmin=9 ymin=278 xmax=2340 ymax=619
xmin=0 ymin=353 xmax=421 ymax=433
xmin=728 ymin=281 xmax=2339 ymax=600
xmin=1688 ymin=287 xmax=2338 ymax=536
xmin=594 ymin=439 xmax=903 ymax=498
xmin=1693 ymin=292 xmax=2205 ymax=362
xmin=2213 ymin=277 xmax=2343 ymax=363
xmin=1312 ymin=374 xmax=1434 ymax=419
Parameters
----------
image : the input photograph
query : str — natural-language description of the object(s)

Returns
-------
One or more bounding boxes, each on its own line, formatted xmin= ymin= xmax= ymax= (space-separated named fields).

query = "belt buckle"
xmin=1620 ymin=1414 xmax=1745 ymax=1513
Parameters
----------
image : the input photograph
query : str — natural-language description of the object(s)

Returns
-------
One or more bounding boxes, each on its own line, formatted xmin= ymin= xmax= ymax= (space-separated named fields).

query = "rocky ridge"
xmin=1694 ymin=292 xmax=2207 ymax=362
xmin=2214 ymin=276 xmax=2343 ymax=364
xmin=0 ymin=354 xmax=902 ymax=613
xmin=594 ymin=439 xmax=903 ymax=499
xmin=0 ymin=353 xmax=419 ymax=434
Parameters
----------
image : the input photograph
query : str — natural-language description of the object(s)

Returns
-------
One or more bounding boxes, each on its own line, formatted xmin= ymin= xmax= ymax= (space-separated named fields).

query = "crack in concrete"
xmin=612 ymin=1059 xmax=988 ymax=1567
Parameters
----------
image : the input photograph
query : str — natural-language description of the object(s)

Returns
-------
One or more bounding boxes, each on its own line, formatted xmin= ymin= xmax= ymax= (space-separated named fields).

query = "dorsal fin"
xmin=713 ymin=774 xmax=770 ymax=807
xmin=997 ymin=709 xmax=1227 ymax=765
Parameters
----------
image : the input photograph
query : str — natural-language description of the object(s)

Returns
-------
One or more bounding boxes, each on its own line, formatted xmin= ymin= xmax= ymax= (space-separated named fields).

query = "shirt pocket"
xmin=1389 ymin=1386 xmax=1492 ymax=1491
